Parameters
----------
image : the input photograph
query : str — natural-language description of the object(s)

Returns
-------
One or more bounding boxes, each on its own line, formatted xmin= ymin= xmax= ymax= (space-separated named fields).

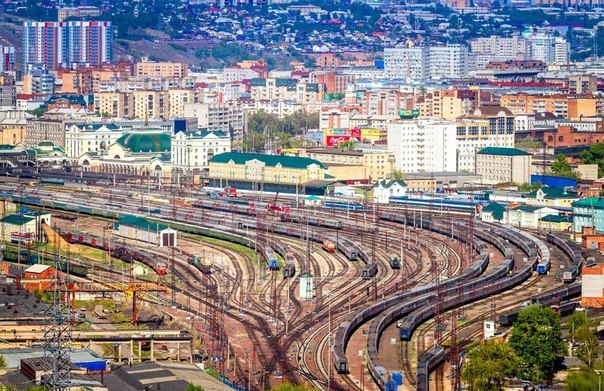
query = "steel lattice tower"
xmin=43 ymin=263 xmax=73 ymax=390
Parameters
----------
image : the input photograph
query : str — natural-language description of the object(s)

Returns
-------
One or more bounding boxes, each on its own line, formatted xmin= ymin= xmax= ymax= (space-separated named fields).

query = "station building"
xmin=116 ymin=215 xmax=177 ymax=247
xmin=208 ymin=152 xmax=336 ymax=195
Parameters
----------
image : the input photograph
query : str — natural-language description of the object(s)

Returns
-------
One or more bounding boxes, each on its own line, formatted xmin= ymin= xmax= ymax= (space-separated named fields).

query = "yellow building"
xmin=94 ymin=92 xmax=129 ymax=118
xmin=302 ymin=148 xmax=394 ymax=180
xmin=131 ymin=90 xmax=169 ymax=120
xmin=168 ymin=89 xmax=200 ymax=118
xmin=526 ymin=187 xmax=580 ymax=208
xmin=135 ymin=61 xmax=188 ymax=78
xmin=250 ymin=78 xmax=325 ymax=103
xmin=209 ymin=152 xmax=326 ymax=185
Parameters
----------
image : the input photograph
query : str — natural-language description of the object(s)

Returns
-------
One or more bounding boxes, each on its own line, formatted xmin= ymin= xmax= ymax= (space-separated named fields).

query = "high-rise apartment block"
xmin=22 ymin=21 xmax=113 ymax=72
xmin=384 ymin=45 xmax=468 ymax=81
xmin=387 ymin=118 xmax=458 ymax=173
xmin=384 ymin=47 xmax=428 ymax=80
xmin=0 ymin=46 xmax=15 ymax=72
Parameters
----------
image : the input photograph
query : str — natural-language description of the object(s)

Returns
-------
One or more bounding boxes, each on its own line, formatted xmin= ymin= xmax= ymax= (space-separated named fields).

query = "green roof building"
xmin=116 ymin=133 xmax=171 ymax=153
xmin=117 ymin=215 xmax=177 ymax=248
xmin=476 ymin=147 xmax=532 ymax=185
xmin=209 ymin=152 xmax=327 ymax=185
xmin=572 ymin=197 xmax=604 ymax=235
xmin=527 ymin=187 xmax=579 ymax=208
xmin=480 ymin=202 xmax=506 ymax=222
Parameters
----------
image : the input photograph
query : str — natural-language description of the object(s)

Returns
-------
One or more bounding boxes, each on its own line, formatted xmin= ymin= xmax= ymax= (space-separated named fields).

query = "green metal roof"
xmin=38 ymin=141 xmax=54 ymax=147
xmin=540 ymin=215 xmax=572 ymax=223
xmin=481 ymin=202 xmax=505 ymax=220
xmin=477 ymin=147 xmax=530 ymax=156
xmin=116 ymin=133 xmax=171 ymax=153
xmin=528 ymin=187 xmax=578 ymax=199
xmin=510 ymin=205 xmax=547 ymax=213
xmin=210 ymin=152 xmax=325 ymax=169
xmin=374 ymin=179 xmax=407 ymax=188
xmin=47 ymin=94 xmax=86 ymax=105
xmin=573 ymin=197 xmax=604 ymax=209
xmin=118 ymin=215 xmax=172 ymax=232
xmin=1 ymin=214 xmax=35 ymax=225
xmin=181 ymin=130 xmax=228 ymax=139
xmin=250 ymin=78 xmax=266 ymax=87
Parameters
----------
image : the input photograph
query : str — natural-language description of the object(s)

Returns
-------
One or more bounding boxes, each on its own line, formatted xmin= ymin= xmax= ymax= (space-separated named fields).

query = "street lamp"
xmin=596 ymin=370 xmax=604 ymax=391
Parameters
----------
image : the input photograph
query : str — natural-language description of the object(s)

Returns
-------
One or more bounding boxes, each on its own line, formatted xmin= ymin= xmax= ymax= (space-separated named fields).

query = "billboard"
xmin=326 ymin=135 xmax=356 ymax=146
xmin=398 ymin=109 xmax=420 ymax=118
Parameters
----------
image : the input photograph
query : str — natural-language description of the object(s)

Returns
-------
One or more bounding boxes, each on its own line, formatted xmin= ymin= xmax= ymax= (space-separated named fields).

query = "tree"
xmin=508 ymin=306 xmax=566 ymax=384
xmin=551 ymin=153 xmax=579 ymax=179
xmin=515 ymin=135 xmax=543 ymax=149
xmin=461 ymin=340 xmax=519 ymax=391
xmin=574 ymin=326 xmax=599 ymax=367
xmin=185 ymin=384 xmax=205 ymax=391
xmin=335 ymin=140 xmax=356 ymax=151
xmin=392 ymin=169 xmax=405 ymax=180
xmin=0 ymin=354 xmax=5 ymax=368
xmin=568 ymin=311 xmax=594 ymax=336
xmin=580 ymin=142 xmax=604 ymax=177
xmin=565 ymin=369 xmax=600 ymax=391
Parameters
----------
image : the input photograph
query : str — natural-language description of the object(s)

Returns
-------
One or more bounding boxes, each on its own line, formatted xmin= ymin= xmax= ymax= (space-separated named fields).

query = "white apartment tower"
xmin=387 ymin=118 xmax=457 ymax=173
xmin=385 ymin=45 xmax=468 ymax=80
xmin=384 ymin=47 xmax=428 ymax=81
xmin=429 ymin=45 xmax=468 ymax=79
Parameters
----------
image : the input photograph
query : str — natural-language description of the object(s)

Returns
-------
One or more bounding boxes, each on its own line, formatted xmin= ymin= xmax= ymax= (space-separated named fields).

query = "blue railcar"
xmin=325 ymin=201 xmax=364 ymax=211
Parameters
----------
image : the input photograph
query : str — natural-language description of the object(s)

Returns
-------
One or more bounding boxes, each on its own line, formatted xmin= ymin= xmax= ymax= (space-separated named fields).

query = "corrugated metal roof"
xmin=24 ymin=264 xmax=51 ymax=274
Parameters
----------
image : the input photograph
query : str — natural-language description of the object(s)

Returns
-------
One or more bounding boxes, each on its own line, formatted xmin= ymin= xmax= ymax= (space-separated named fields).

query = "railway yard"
xmin=0 ymin=178 xmax=596 ymax=391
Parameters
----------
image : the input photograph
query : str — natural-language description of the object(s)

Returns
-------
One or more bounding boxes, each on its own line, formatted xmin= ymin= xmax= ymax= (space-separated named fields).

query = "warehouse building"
xmin=116 ymin=215 xmax=177 ymax=247
xmin=582 ymin=264 xmax=604 ymax=308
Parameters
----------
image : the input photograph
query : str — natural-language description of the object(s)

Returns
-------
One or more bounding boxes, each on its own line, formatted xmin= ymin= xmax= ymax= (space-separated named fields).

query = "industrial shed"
xmin=116 ymin=215 xmax=177 ymax=247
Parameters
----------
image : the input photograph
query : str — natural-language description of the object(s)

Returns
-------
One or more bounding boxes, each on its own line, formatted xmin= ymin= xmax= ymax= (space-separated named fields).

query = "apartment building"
xmin=249 ymin=78 xmax=325 ymax=103
xmin=429 ymin=45 xmax=469 ymax=79
xmin=135 ymin=61 xmax=188 ymax=78
xmin=131 ymin=91 xmax=169 ymax=120
xmin=319 ymin=107 xmax=360 ymax=130
xmin=384 ymin=47 xmax=428 ymax=81
xmin=168 ymin=89 xmax=201 ymax=118
xmin=568 ymin=74 xmax=598 ymax=94
xmin=302 ymin=148 xmax=394 ymax=180
xmin=387 ymin=118 xmax=457 ymax=173
xmin=0 ymin=46 xmax=15 ymax=72
xmin=385 ymin=45 xmax=469 ymax=80
xmin=355 ymin=90 xmax=413 ymax=117
xmin=183 ymin=102 xmax=245 ymax=140
xmin=94 ymin=92 xmax=130 ymax=118
xmin=0 ymin=75 xmax=16 ymax=107
xmin=22 ymin=21 xmax=113 ymax=71
xmin=456 ymin=106 xmax=515 ymax=172
xmin=475 ymin=147 xmax=531 ymax=185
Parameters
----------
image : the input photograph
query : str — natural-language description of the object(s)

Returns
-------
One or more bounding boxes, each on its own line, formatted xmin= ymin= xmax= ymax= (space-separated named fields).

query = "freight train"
xmin=343 ymin=217 xmax=548 ymax=391
xmin=60 ymin=231 xmax=168 ymax=275
xmin=547 ymin=233 xmax=584 ymax=283
xmin=498 ymin=283 xmax=581 ymax=327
